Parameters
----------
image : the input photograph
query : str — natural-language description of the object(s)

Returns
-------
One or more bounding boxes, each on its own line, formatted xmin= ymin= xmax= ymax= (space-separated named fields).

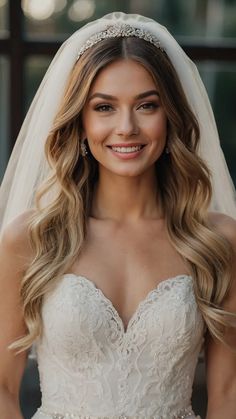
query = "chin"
xmin=108 ymin=167 xmax=150 ymax=177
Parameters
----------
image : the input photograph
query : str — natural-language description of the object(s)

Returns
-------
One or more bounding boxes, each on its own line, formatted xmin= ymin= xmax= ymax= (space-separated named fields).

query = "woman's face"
xmin=82 ymin=58 xmax=167 ymax=177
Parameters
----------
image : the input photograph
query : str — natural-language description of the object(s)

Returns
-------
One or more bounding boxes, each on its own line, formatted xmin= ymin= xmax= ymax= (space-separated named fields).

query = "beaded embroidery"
xmin=77 ymin=24 xmax=165 ymax=60
xmin=38 ymin=407 xmax=200 ymax=418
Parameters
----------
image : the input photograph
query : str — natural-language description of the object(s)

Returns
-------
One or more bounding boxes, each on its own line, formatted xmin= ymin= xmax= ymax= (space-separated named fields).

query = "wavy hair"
xmin=10 ymin=36 xmax=234 ymax=352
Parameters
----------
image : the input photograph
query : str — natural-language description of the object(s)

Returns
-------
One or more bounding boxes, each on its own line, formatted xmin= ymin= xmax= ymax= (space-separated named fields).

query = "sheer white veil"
xmin=0 ymin=11 xmax=235 ymax=238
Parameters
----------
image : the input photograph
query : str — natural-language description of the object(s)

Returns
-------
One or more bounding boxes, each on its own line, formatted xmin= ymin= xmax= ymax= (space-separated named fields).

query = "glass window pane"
xmin=129 ymin=0 xmax=236 ymax=39
xmin=0 ymin=55 xmax=9 ymax=182
xmin=197 ymin=61 xmax=236 ymax=186
xmin=22 ymin=0 xmax=127 ymax=38
xmin=24 ymin=56 xmax=51 ymax=114
xmin=22 ymin=0 xmax=236 ymax=40
xmin=0 ymin=0 xmax=9 ymax=37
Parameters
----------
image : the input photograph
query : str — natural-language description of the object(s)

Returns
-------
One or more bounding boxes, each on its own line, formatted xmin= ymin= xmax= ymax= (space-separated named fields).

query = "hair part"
xmin=9 ymin=36 xmax=235 ymax=353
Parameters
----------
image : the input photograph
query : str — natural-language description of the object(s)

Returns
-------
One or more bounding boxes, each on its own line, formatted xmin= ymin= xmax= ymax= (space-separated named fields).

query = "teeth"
xmin=111 ymin=145 xmax=143 ymax=153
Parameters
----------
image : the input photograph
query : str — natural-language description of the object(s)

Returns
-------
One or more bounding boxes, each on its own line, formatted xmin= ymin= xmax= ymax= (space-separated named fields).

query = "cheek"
xmin=84 ymin=116 xmax=111 ymax=145
xmin=147 ymin=114 xmax=167 ymax=139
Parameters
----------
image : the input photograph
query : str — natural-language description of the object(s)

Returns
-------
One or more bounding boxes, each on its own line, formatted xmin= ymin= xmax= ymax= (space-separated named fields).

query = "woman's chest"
xmin=67 ymin=220 xmax=190 ymax=330
xmin=72 ymin=219 xmax=189 ymax=283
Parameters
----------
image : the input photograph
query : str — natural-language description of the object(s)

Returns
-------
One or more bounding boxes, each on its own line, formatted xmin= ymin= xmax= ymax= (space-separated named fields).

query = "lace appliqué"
xmin=34 ymin=275 xmax=204 ymax=418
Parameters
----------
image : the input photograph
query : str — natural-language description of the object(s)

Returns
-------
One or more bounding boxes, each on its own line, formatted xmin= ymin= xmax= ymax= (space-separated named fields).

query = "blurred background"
xmin=0 ymin=0 xmax=236 ymax=418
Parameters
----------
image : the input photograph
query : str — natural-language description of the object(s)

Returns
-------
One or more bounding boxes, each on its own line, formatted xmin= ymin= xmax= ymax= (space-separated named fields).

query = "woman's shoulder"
xmin=207 ymin=211 xmax=236 ymax=249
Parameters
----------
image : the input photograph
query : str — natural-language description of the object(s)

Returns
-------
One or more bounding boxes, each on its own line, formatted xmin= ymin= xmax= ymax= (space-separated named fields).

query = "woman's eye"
xmin=139 ymin=102 xmax=159 ymax=110
xmin=94 ymin=104 xmax=113 ymax=112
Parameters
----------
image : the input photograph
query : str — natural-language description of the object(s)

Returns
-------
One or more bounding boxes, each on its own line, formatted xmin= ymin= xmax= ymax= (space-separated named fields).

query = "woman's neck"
xmin=90 ymin=166 xmax=163 ymax=222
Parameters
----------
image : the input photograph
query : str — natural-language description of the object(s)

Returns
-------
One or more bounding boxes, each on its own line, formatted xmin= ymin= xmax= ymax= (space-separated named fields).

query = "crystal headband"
xmin=77 ymin=24 xmax=165 ymax=60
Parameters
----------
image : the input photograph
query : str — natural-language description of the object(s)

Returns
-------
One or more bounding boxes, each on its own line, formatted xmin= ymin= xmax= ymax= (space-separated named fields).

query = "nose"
xmin=115 ymin=109 xmax=139 ymax=137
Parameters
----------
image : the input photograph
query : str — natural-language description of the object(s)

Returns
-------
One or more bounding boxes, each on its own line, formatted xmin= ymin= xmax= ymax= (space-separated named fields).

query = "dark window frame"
xmin=1 ymin=0 xmax=236 ymax=152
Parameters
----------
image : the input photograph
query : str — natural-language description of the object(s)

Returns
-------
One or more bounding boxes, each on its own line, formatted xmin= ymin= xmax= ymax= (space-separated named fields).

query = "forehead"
xmin=89 ymin=59 xmax=157 ymax=95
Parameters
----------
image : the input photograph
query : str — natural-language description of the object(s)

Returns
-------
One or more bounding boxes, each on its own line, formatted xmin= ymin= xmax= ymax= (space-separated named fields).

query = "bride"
xmin=0 ymin=12 xmax=236 ymax=419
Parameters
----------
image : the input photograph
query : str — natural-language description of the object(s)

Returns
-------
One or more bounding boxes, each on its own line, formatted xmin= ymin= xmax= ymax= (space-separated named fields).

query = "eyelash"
xmin=94 ymin=102 xmax=159 ymax=112
xmin=140 ymin=102 xmax=159 ymax=110
xmin=94 ymin=104 xmax=113 ymax=112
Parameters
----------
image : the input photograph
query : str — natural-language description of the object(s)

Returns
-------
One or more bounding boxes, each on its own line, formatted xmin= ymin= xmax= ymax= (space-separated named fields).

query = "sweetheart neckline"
xmin=61 ymin=273 xmax=193 ymax=334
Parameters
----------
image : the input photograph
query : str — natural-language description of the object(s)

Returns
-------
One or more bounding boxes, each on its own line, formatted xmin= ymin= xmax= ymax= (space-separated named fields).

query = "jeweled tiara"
xmin=76 ymin=23 xmax=165 ymax=60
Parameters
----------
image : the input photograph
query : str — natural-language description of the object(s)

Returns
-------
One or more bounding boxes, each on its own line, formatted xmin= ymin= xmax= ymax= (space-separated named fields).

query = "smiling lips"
xmin=107 ymin=143 xmax=146 ymax=159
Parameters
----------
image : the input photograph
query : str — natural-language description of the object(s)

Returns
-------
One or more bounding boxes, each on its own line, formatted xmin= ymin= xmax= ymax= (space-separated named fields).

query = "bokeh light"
xmin=68 ymin=0 xmax=95 ymax=22
xmin=22 ymin=0 xmax=56 ymax=21
xmin=0 ymin=0 xmax=7 ymax=8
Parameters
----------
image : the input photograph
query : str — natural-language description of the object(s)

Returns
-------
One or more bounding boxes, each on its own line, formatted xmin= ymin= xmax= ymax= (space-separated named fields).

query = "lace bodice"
xmin=32 ymin=274 xmax=204 ymax=419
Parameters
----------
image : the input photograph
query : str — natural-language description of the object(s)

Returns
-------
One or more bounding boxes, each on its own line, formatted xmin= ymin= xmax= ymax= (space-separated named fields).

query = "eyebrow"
xmin=88 ymin=90 xmax=159 ymax=102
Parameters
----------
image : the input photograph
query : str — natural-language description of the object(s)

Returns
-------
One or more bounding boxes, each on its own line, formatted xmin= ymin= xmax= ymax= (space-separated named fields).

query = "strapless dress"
xmin=31 ymin=274 xmax=204 ymax=419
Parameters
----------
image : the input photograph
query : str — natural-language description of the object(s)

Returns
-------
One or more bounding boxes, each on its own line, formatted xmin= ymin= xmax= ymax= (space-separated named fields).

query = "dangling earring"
xmin=80 ymin=138 xmax=88 ymax=156
xmin=165 ymin=142 xmax=170 ymax=154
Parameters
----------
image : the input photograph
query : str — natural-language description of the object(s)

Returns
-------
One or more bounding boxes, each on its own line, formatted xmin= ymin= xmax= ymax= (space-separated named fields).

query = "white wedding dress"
xmin=31 ymin=273 xmax=204 ymax=419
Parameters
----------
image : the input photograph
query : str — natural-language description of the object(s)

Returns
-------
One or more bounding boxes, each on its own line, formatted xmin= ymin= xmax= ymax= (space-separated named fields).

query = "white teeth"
xmin=111 ymin=145 xmax=143 ymax=153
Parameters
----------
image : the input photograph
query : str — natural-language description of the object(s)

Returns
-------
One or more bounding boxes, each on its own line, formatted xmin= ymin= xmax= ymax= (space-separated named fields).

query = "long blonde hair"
xmin=11 ymin=36 xmax=234 ymax=352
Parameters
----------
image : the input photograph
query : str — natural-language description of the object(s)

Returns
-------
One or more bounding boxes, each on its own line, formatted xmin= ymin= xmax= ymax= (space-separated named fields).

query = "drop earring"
xmin=80 ymin=138 xmax=88 ymax=156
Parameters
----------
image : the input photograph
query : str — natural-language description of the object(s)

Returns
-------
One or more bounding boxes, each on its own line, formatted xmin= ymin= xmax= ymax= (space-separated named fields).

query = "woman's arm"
xmin=0 ymin=388 xmax=25 ymax=419
xmin=205 ymin=332 xmax=236 ymax=418
xmin=205 ymin=214 xmax=236 ymax=419
xmin=0 ymin=211 xmax=35 ymax=418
